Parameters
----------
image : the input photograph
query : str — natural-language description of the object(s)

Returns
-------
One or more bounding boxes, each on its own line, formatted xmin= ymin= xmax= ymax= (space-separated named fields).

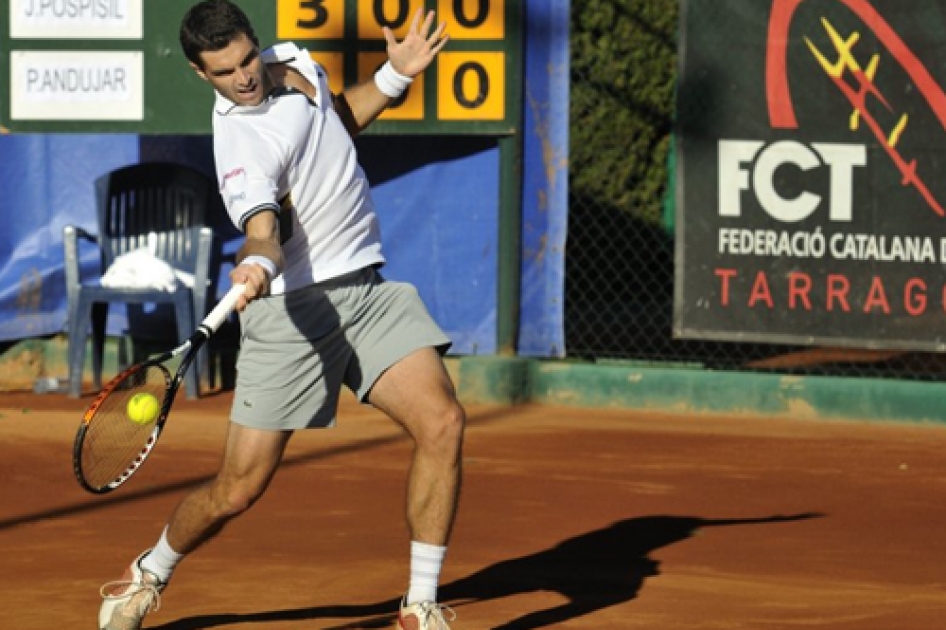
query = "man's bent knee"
xmin=209 ymin=476 xmax=269 ymax=519
xmin=416 ymin=401 xmax=465 ymax=454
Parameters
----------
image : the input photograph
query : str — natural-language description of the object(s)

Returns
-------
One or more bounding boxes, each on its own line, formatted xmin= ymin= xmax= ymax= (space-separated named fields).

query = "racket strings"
xmin=79 ymin=365 xmax=169 ymax=489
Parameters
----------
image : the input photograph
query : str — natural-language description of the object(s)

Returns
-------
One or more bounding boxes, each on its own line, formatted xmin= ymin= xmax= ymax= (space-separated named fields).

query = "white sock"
xmin=406 ymin=541 xmax=447 ymax=605
xmin=140 ymin=527 xmax=184 ymax=583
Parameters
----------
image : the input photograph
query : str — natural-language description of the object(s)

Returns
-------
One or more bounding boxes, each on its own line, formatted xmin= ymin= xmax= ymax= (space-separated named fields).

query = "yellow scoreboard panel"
xmin=276 ymin=0 xmax=520 ymax=133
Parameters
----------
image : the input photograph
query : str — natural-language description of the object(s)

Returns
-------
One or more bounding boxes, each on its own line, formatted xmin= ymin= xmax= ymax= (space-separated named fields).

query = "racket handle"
xmin=202 ymin=284 xmax=247 ymax=333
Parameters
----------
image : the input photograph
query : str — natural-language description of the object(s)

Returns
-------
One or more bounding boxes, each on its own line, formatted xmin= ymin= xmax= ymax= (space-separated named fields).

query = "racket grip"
xmin=202 ymin=284 xmax=247 ymax=333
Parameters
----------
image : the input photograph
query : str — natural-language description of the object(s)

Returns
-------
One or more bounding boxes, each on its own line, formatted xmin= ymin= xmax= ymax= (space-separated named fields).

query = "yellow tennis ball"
xmin=127 ymin=393 xmax=160 ymax=425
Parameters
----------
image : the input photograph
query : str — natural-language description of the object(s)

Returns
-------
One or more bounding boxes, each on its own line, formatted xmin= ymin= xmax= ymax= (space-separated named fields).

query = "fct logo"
xmin=719 ymin=140 xmax=865 ymax=222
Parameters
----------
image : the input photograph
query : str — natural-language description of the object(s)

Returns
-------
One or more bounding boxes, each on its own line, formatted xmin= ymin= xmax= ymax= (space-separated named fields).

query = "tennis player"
xmin=97 ymin=2 xmax=464 ymax=629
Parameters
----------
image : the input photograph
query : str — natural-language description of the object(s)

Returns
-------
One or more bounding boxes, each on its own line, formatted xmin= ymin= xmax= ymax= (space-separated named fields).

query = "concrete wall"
xmin=4 ymin=336 xmax=944 ymax=425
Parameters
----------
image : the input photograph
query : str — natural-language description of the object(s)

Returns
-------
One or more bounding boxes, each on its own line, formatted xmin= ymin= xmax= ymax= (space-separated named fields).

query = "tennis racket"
xmin=73 ymin=284 xmax=246 ymax=494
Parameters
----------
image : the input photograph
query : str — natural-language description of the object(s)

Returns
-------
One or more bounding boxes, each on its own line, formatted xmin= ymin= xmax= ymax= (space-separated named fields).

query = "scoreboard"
xmin=0 ymin=0 xmax=522 ymax=134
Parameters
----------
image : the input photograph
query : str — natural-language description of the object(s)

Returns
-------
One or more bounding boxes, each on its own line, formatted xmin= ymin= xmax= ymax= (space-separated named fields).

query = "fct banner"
xmin=675 ymin=0 xmax=946 ymax=350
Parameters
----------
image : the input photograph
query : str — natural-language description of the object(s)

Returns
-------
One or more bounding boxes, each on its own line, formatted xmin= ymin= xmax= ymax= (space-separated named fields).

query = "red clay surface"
xmin=2 ymin=389 xmax=946 ymax=629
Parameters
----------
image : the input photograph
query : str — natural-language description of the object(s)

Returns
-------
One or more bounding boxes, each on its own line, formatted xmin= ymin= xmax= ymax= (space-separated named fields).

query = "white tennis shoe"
xmin=397 ymin=597 xmax=456 ymax=630
xmin=98 ymin=550 xmax=166 ymax=630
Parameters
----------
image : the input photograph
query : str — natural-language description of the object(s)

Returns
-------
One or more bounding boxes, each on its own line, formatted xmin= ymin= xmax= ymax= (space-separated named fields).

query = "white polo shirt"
xmin=212 ymin=42 xmax=384 ymax=294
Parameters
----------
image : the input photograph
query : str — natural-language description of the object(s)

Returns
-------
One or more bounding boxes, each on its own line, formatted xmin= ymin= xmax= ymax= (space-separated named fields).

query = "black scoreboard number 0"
xmin=454 ymin=62 xmax=488 ymax=108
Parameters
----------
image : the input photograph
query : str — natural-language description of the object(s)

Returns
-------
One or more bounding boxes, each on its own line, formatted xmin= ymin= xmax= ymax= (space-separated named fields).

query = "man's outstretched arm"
xmin=334 ymin=9 xmax=448 ymax=136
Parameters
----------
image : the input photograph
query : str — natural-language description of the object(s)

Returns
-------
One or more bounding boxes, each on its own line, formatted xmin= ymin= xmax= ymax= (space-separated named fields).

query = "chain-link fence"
xmin=565 ymin=0 xmax=946 ymax=381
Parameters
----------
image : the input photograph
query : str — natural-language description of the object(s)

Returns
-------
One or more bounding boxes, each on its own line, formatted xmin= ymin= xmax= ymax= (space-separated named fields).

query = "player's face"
xmin=192 ymin=33 xmax=270 ymax=106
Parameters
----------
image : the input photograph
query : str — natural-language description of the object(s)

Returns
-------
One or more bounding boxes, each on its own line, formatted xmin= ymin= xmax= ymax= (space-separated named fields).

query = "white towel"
xmin=100 ymin=233 xmax=195 ymax=291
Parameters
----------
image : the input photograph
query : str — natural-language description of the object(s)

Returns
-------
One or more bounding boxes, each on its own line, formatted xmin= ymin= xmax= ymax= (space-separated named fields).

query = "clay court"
xmin=2 ymin=390 xmax=946 ymax=629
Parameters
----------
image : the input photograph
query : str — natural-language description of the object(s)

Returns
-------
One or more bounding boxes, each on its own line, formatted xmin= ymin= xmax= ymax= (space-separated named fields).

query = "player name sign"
xmin=11 ymin=50 xmax=143 ymax=121
xmin=11 ymin=0 xmax=142 ymax=38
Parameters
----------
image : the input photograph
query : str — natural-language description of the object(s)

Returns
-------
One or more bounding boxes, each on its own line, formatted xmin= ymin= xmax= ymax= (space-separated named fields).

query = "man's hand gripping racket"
xmin=73 ymin=284 xmax=246 ymax=494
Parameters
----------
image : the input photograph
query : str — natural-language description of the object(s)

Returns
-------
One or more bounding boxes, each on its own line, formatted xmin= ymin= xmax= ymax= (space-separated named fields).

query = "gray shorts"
xmin=230 ymin=266 xmax=452 ymax=430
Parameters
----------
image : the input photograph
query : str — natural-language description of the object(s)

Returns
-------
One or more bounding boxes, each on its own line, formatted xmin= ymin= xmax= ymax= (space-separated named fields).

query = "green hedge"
xmin=570 ymin=0 xmax=678 ymax=225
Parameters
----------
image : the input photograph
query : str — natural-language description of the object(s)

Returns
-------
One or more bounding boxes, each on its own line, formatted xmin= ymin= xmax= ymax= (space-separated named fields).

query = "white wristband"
xmin=374 ymin=61 xmax=413 ymax=98
xmin=241 ymin=255 xmax=278 ymax=280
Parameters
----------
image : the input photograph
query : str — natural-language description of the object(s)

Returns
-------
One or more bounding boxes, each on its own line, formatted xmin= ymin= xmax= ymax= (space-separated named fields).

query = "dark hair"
xmin=179 ymin=0 xmax=259 ymax=68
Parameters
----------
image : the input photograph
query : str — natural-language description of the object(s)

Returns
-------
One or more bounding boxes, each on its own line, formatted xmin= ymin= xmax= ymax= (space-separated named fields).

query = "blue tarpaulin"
xmin=0 ymin=134 xmax=139 ymax=341
xmin=520 ymin=0 xmax=570 ymax=357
